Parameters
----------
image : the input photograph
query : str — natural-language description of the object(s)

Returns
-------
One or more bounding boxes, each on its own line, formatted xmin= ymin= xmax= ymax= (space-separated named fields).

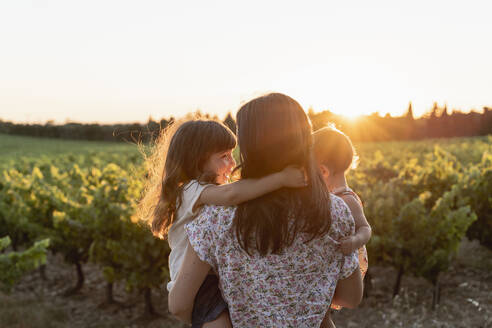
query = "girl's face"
xmin=203 ymin=149 xmax=236 ymax=184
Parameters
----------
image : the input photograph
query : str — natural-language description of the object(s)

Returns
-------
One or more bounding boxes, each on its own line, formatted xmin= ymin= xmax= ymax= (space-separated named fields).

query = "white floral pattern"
xmin=185 ymin=194 xmax=359 ymax=328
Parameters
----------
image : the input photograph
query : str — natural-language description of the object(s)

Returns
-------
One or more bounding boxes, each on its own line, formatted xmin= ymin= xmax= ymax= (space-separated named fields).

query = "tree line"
xmin=1 ymin=103 xmax=491 ymax=142
xmin=309 ymin=103 xmax=492 ymax=142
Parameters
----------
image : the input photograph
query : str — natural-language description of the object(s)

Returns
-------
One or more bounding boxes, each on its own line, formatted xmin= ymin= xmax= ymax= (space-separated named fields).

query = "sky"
xmin=1 ymin=0 xmax=491 ymax=124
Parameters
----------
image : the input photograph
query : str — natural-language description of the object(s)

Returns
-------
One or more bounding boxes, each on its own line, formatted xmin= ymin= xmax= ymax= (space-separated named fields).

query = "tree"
xmin=223 ymin=112 xmax=237 ymax=134
xmin=405 ymin=102 xmax=414 ymax=120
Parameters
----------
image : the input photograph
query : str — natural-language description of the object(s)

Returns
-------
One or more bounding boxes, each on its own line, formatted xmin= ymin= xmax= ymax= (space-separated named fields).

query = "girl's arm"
xmin=197 ymin=166 xmax=306 ymax=207
xmin=340 ymin=195 xmax=372 ymax=255
xmin=168 ymin=240 xmax=211 ymax=323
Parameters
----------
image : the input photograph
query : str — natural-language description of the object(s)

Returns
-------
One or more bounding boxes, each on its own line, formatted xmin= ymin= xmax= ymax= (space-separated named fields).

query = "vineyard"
xmin=1 ymin=134 xmax=491 ymax=328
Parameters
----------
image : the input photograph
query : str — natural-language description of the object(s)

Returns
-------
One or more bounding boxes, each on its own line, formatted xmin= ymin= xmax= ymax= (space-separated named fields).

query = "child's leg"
xmin=191 ymin=274 xmax=229 ymax=328
xmin=320 ymin=311 xmax=336 ymax=328
xmin=202 ymin=310 xmax=232 ymax=328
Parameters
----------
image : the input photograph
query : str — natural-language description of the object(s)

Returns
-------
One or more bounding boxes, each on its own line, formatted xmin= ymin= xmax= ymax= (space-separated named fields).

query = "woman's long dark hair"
xmin=234 ymin=93 xmax=332 ymax=255
xmin=138 ymin=119 xmax=236 ymax=238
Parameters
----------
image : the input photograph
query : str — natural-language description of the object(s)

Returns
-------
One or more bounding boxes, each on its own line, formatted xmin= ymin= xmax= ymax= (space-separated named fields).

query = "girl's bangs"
xmin=210 ymin=124 xmax=237 ymax=153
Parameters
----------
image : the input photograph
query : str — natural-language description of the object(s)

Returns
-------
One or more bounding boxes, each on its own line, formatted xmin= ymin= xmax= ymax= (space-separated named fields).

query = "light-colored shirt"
xmin=167 ymin=180 xmax=212 ymax=291
xmin=185 ymin=194 xmax=359 ymax=328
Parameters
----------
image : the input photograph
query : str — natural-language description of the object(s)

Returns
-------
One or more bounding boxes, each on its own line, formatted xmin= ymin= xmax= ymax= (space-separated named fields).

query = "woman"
xmin=169 ymin=93 xmax=363 ymax=327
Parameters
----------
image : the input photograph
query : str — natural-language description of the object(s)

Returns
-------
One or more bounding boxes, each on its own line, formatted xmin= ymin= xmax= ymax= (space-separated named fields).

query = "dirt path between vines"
xmin=2 ymin=239 xmax=491 ymax=328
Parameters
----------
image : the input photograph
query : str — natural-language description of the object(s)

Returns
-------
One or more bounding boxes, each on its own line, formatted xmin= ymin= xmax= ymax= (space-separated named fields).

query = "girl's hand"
xmin=340 ymin=236 xmax=357 ymax=255
xmin=280 ymin=166 xmax=307 ymax=188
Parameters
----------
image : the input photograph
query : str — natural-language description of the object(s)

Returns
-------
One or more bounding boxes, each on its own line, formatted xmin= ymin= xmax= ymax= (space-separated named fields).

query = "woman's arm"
xmin=168 ymin=241 xmax=211 ymax=323
xmin=340 ymin=195 xmax=372 ymax=255
xmin=331 ymin=267 xmax=363 ymax=309
xmin=197 ymin=166 xmax=306 ymax=207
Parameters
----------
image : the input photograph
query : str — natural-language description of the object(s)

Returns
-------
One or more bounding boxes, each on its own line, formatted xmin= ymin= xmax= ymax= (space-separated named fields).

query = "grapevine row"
xmin=0 ymin=138 xmax=490 ymax=311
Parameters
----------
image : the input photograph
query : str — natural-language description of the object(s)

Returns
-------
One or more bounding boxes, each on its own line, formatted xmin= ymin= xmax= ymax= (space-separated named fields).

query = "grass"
xmin=2 ymin=133 xmax=489 ymax=162
xmin=0 ymin=134 xmax=142 ymax=171
xmin=0 ymin=293 xmax=70 ymax=328
xmin=0 ymin=134 xmax=139 ymax=159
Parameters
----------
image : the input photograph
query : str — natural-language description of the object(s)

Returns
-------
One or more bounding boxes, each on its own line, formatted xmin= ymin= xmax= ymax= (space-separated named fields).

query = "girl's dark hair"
xmin=313 ymin=124 xmax=359 ymax=175
xmin=138 ymin=119 xmax=236 ymax=238
xmin=234 ymin=93 xmax=332 ymax=255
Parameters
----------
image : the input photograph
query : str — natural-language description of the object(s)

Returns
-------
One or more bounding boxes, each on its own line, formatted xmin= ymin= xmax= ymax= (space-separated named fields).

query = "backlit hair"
xmin=137 ymin=119 xmax=236 ymax=238
xmin=234 ymin=93 xmax=332 ymax=255
xmin=313 ymin=124 xmax=359 ymax=175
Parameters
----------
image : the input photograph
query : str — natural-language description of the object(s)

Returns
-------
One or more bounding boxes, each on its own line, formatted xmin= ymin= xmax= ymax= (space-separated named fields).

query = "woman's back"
xmin=185 ymin=194 xmax=359 ymax=328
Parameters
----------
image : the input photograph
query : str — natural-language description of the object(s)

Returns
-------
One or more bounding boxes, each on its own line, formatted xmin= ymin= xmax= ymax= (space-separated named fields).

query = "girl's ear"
xmin=319 ymin=164 xmax=330 ymax=179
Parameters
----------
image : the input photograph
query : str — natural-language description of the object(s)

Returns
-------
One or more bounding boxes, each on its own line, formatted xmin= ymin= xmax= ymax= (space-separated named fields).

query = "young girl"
xmin=313 ymin=125 xmax=371 ymax=322
xmin=139 ymin=119 xmax=306 ymax=328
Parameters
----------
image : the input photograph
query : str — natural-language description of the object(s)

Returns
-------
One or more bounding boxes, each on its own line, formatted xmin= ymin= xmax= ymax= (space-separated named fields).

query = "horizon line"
xmin=1 ymin=104 xmax=490 ymax=126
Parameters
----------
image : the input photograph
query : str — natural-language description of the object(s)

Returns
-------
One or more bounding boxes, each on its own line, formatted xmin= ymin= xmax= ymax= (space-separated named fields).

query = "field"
xmin=0 ymin=134 xmax=140 ymax=163
xmin=1 ymin=134 xmax=491 ymax=328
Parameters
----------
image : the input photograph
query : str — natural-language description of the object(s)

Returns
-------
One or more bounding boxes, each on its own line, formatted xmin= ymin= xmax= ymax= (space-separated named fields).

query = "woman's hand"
xmin=280 ymin=166 xmax=307 ymax=188
xmin=339 ymin=236 xmax=357 ymax=255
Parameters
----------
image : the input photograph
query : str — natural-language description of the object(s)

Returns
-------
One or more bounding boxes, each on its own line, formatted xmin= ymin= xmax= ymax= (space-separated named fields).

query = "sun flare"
xmin=341 ymin=111 xmax=363 ymax=121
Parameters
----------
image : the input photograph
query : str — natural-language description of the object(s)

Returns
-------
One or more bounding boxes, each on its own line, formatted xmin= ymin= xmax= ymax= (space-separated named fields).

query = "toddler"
xmin=314 ymin=125 xmax=371 ymax=321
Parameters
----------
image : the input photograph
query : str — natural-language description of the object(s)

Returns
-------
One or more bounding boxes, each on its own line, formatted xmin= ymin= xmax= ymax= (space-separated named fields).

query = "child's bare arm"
xmin=340 ymin=194 xmax=371 ymax=255
xmin=197 ymin=166 xmax=306 ymax=207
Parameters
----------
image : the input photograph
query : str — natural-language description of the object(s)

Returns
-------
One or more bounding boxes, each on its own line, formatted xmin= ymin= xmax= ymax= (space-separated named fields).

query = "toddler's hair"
xmin=137 ymin=119 xmax=236 ymax=238
xmin=313 ymin=124 xmax=358 ymax=175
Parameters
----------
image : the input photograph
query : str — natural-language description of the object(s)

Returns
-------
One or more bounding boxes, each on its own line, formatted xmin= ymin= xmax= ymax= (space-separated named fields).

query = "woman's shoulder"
xmin=200 ymin=204 xmax=237 ymax=218
xmin=190 ymin=204 xmax=237 ymax=230
xmin=329 ymin=193 xmax=350 ymax=215
xmin=329 ymin=194 xmax=356 ymax=238
xmin=184 ymin=205 xmax=237 ymax=268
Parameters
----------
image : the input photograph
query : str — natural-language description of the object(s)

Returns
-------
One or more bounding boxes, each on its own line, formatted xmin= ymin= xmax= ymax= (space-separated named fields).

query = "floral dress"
xmin=185 ymin=194 xmax=359 ymax=328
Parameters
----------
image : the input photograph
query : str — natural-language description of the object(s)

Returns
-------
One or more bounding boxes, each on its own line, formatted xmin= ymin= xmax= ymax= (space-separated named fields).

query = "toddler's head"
xmin=313 ymin=124 xmax=358 ymax=183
